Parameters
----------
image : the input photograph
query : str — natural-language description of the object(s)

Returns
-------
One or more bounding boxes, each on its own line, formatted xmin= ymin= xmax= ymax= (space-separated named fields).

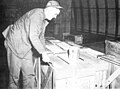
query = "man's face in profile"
xmin=46 ymin=7 xmax=60 ymax=20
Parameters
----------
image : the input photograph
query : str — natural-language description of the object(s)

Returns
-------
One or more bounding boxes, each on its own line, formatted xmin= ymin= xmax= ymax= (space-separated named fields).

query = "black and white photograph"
xmin=0 ymin=0 xmax=120 ymax=89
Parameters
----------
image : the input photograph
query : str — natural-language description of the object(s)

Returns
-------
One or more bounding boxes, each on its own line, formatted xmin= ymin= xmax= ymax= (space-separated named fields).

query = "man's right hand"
xmin=42 ymin=52 xmax=50 ymax=62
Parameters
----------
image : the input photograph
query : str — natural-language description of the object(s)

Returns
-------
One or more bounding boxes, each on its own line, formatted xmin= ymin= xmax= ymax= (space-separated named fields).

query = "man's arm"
xmin=29 ymin=12 xmax=46 ymax=54
xmin=29 ymin=11 xmax=50 ymax=62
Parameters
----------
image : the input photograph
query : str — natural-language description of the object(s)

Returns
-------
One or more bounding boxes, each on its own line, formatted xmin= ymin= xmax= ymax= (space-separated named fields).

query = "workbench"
xmin=34 ymin=39 xmax=109 ymax=89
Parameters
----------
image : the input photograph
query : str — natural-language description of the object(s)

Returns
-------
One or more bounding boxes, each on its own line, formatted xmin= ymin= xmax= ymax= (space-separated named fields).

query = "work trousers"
xmin=5 ymin=41 xmax=35 ymax=89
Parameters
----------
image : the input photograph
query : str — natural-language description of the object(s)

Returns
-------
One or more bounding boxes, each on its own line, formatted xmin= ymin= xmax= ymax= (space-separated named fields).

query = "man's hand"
xmin=42 ymin=52 xmax=50 ymax=62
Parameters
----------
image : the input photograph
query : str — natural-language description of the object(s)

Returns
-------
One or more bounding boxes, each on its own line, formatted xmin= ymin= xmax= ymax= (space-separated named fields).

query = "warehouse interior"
xmin=0 ymin=0 xmax=120 ymax=89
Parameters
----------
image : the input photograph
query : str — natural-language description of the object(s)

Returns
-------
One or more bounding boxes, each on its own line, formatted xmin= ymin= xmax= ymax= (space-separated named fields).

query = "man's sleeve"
xmin=2 ymin=24 xmax=13 ymax=38
xmin=29 ymin=12 xmax=46 ymax=54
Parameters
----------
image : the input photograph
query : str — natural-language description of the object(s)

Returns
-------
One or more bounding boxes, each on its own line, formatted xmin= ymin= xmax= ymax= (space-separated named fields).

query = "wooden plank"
xmin=105 ymin=68 xmax=120 ymax=87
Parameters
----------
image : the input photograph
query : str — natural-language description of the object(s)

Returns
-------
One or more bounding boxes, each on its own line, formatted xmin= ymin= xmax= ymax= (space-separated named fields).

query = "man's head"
xmin=46 ymin=0 xmax=62 ymax=9
xmin=44 ymin=0 xmax=62 ymax=20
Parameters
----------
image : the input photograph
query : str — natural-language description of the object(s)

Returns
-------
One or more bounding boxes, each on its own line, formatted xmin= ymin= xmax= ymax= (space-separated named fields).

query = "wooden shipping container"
xmin=34 ymin=43 xmax=109 ymax=89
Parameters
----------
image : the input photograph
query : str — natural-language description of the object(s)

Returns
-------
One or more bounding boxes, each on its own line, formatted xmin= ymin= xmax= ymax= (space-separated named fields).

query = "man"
xmin=2 ymin=0 xmax=62 ymax=89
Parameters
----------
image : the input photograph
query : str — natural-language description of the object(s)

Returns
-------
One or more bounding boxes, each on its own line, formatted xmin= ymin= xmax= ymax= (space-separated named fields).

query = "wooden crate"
xmin=48 ymin=52 xmax=109 ymax=89
xmin=34 ymin=44 xmax=109 ymax=89
xmin=105 ymin=40 xmax=120 ymax=88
